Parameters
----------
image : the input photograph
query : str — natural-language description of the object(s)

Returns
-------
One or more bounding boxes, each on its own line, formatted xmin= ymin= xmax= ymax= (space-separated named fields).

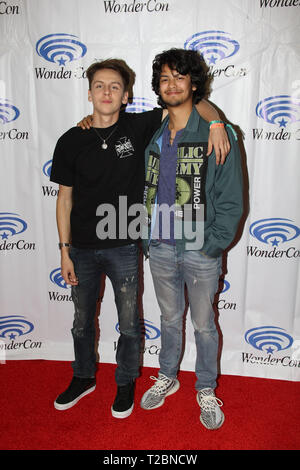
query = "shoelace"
xmin=199 ymin=393 xmax=223 ymax=412
xmin=149 ymin=375 xmax=171 ymax=395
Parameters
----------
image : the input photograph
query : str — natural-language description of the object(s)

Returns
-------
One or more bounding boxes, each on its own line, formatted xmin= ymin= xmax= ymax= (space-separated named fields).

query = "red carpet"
xmin=0 ymin=360 xmax=299 ymax=451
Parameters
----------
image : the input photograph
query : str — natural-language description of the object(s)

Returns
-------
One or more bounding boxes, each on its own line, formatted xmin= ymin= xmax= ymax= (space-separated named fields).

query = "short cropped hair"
xmin=86 ymin=59 xmax=131 ymax=91
xmin=152 ymin=48 xmax=213 ymax=108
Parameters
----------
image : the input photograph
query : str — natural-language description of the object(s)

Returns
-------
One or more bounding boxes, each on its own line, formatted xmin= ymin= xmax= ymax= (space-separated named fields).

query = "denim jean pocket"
xmin=199 ymin=250 xmax=218 ymax=260
xmin=119 ymin=242 xmax=138 ymax=254
xmin=150 ymin=239 xmax=162 ymax=248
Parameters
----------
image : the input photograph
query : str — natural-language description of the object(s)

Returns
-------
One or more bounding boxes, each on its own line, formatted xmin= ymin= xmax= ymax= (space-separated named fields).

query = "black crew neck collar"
xmin=91 ymin=120 xmax=119 ymax=131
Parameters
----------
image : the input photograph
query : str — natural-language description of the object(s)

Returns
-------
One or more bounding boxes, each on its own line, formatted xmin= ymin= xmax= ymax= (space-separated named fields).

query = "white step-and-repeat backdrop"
xmin=1 ymin=0 xmax=300 ymax=381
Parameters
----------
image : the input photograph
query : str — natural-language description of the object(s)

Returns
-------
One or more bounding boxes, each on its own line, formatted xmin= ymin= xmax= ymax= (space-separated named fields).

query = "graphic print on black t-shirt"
xmin=176 ymin=141 xmax=208 ymax=219
xmin=50 ymin=108 xmax=162 ymax=249
xmin=115 ymin=136 xmax=134 ymax=158
xmin=144 ymin=141 xmax=208 ymax=222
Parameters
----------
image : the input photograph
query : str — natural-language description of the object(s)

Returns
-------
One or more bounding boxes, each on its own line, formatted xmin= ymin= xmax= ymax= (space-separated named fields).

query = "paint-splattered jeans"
xmin=69 ymin=244 xmax=140 ymax=385
xmin=149 ymin=240 xmax=222 ymax=390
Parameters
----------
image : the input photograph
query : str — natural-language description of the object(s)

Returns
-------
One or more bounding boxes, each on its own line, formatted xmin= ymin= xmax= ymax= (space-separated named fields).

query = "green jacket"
xmin=142 ymin=106 xmax=243 ymax=258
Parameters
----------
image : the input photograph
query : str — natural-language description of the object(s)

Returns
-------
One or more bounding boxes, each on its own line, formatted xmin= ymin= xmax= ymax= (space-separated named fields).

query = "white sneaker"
xmin=197 ymin=388 xmax=225 ymax=430
xmin=140 ymin=373 xmax=180 ymax=410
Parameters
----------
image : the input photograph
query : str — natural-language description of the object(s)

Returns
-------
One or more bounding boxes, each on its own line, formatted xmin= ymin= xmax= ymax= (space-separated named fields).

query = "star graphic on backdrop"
xmin=266 ymin=346 xmax=275 ymax=354
xmin=57 ymin=56 xmax=67 ymax=66
xmin=271 ymin=238 xmax=280 ymax=247
xmin=278 ymin=118 xmax=287 ymax=128
xmin=208 ymin=55 xmax=217 ymax=65
xmin=1 ymin=232 xmax=8 ymax=240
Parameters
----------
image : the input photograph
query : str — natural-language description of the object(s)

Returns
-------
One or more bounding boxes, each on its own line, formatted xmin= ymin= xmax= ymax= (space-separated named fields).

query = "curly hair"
xmin=152 ymin=48 xmax=212 ymax=108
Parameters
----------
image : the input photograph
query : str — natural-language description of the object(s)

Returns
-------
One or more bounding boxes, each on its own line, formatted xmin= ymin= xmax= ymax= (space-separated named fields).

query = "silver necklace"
xmin=92 ymin=125 xmax=118 ymax=150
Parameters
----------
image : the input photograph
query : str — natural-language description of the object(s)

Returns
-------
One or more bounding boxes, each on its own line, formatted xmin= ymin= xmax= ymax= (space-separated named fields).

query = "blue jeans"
xmin=149 ymin=241 xmax=222 ymax=390
xmin=69 ymin=243 xmax=140 ymax=385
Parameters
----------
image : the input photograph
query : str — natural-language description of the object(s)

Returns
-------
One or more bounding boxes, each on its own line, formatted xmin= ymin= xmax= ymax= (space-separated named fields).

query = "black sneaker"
xmin=54 ymin=376 xmax=96 ymax=411
xmin=111 ymin=381 xmax=135 ymax=418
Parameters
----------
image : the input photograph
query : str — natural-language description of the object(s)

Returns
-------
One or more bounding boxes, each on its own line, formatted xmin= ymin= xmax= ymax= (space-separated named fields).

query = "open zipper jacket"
xmin=142 ymin=106 xmax=243 ymax=258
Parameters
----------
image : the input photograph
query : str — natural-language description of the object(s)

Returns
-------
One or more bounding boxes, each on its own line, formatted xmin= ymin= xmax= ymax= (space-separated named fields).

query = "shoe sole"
xmin=196 ymin=393 xmax=225 ymax=430
xmin=111 ymin=403 xmax=134 ymax=419
xmin=140 ymin=379 xmax=180 ymax=410
xmin=54 ymin=385 xmax=96 ymax=411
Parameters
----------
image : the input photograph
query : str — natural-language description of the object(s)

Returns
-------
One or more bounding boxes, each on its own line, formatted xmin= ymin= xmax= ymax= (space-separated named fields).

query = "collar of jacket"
xmin=153 ymin=105 xmax=202 ymax=149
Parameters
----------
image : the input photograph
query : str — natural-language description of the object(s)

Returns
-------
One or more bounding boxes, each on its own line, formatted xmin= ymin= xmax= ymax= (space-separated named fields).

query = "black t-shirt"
xmin=50 ymin=108 xmax=162 ymax=249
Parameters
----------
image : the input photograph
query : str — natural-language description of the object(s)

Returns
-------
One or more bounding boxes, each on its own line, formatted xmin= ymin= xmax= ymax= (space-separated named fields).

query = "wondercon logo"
xmin=0 ymin=99 xmax=20 ymax=124
xmin=184 ymin=30 xmax=240 ymax=65
xmin=0 ymin=315 xmax=34 ymax=340
xmin=36 ymin=33 xmax=87 ymax=65
xmin=249 ymin=218 xmax=300 ymax=247
xmin=41 ymin=160 xmax=58 ymax=197
xmin=115 ymin=318 xmax=161 ymax=340
xmin=42 ymin=159 xmax=52 ymax=178
xmin=140 ymin=319 xmax=161 ymax=340
xmin=256 ymin=95 xmax=300 ymax=128
xmin=221 ymin=279 xmax=230 ymax=293
xmin=215 ymin=279 xmax=237 ymax=311
xmin=125 ymin=97 xmax=155 ymax=113
xmin=0 ymin=212 xmax=27 ymax=240
xmin=49 ymin=268 xmax=70 ymax=289
xmin=245 ymin=326 xmax=293 ymax=355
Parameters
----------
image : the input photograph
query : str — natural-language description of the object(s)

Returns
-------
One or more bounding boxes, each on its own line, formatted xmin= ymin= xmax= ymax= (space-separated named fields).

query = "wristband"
xmin=59 ymin=243 xmax=70 ymax=249
xmin=209 ymin=122 xmax=225 ymax=131
xmin=209 ymin=120 xmax=224 ymax=127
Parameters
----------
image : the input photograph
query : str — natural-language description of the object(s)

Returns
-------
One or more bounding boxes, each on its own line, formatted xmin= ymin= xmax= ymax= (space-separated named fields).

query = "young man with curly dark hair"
xmin=141 ymin=49 xmax=243 ymax=430
xmin=151 ymin=48 xmax=213 ymax=109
